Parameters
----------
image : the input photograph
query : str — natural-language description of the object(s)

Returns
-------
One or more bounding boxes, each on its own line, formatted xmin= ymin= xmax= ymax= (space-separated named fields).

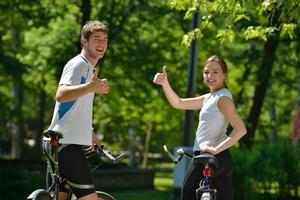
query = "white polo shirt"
xmin=193 ymin=88 xmax=232 ymax=151
xmin=48 ymin=54 xmax=94 ymax=145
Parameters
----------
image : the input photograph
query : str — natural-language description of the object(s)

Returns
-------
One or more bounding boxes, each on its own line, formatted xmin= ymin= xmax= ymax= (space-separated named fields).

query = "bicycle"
xmin=163 ymin=145 xmax=219 ymax=200
xmin=27 ymin=130 xmax=126 ymax=200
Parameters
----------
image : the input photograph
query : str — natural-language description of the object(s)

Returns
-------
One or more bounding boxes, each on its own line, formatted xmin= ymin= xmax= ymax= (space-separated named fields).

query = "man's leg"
xmin=58 ymin=192 xmax=68 ymax=200
xmin=59 ymin=145 xmax=97 ymax=199
xmin=78 ymin=192 xmax=99 ymax=200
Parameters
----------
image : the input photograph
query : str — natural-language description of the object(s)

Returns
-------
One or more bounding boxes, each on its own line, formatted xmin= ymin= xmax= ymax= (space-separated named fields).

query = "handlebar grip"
xmin=163 ymin=145 xmax=185 ymax=164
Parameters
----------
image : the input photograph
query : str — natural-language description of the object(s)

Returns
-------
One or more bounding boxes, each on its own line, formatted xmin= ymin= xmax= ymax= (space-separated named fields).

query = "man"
xmin=48 ymin=20 xmax=109 ymax=200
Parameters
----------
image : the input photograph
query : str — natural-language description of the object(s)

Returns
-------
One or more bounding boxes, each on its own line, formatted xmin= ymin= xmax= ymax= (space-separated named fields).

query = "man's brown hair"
xmin=81 ymin=21 xmax=109 ymax=47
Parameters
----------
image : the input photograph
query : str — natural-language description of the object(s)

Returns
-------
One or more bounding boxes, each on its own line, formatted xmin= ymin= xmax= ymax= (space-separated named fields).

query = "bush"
xmin=0 ymin=167 xmax=45 ymax=200
xmin=231 ymin=138 xmax=300 ymax=200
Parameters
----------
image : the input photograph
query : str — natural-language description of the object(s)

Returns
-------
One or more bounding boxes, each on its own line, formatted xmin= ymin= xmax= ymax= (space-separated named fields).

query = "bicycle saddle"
xmin=193 ymin=153 xmax=219 ymax=169
xmin=43 ymin=130 xmax=63 ymax=140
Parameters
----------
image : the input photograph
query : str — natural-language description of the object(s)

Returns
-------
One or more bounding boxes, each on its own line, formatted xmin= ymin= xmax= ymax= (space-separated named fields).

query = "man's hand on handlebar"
xmin=92 ymin=130 xmax=101 ymax=150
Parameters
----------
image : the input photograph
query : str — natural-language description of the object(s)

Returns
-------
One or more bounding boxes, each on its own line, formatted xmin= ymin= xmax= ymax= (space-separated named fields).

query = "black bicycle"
xmin=27 ymin=130 xmax=126 ymax=200
xmin=163 ymin=145 xmax=219 ymax=200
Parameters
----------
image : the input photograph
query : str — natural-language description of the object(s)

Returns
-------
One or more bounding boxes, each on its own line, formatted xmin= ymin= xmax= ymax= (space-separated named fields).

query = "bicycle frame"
xmin=163 ymin=145 xmax=218 ymax=200
xmin=27 ymin=130 xmax=125 ymax=200
xmin=196 ymin=164 xmax=217 ymax=200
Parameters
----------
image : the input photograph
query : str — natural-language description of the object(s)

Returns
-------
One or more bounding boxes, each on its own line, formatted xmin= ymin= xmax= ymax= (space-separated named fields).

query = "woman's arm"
xmin=153 ymin=66 xmax=205 ymax=110
xmin=202 ymin=96 xmax=247 ymax=155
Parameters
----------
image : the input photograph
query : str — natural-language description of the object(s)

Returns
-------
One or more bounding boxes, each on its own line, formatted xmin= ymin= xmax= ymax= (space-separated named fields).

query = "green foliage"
xmin=0 ymin=167 xmax=44 ymax=200
xmin=244 ymin=26 xmax=279 ymax=41
xmin=182 ymin=28 xmax=203 ymax=46
xmin=280 ymin=23 xmax=297 ymax=39
xmin=232 ymin=138 xmax=300 ymax=200
xmin=0 ymin=0 xmax=300 ymax=161
xmin=88 ymin=0 xmax=189 ymax=151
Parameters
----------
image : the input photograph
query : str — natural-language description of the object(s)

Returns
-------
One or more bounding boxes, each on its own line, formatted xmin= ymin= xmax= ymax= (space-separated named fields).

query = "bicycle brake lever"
xmin=113 ymin=153 xmax=126 ymax=163
xmin=163 ymin=145 xmax=179 ymax=164
xmin=99 ymin=149 xmax=115 ymax=161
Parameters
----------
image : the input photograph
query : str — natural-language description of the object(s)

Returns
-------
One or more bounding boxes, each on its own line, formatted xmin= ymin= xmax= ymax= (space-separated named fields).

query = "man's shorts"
xmin=58 ymin=144 xmax=96 ymax=198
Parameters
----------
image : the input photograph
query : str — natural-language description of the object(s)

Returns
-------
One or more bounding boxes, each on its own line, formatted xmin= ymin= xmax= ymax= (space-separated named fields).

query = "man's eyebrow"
xmin=93 ymin=35 xmax=108 ymax=39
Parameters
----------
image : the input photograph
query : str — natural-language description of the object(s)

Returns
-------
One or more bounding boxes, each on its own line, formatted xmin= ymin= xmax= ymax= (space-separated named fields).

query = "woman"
xmin=153 ymin=55 xmax=247 ymax=200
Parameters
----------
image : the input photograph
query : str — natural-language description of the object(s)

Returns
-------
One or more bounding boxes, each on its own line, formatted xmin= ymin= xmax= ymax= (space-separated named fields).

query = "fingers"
xmin=162 ymin=65 xmax=167 ymax=75
xmin=90 ymin=67 xmax=110 ymax=94
xmin=92 ymin=68 xmax=99 ymax=80
xmin=99 ymin=79 xmax=110 ymax=94
xmin=153 ymin=65 xmax=167 ymax=85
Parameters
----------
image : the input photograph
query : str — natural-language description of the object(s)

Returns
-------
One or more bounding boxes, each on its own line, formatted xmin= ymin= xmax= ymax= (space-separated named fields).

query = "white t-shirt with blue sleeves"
xmin=48 ymin=54 xmax=94 ymax=145
xmin=193 ymin=88 xmax=232 ymax=151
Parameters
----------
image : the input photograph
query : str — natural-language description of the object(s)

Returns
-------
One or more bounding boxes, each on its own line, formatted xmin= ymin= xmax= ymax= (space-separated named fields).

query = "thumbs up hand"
xmin=89 ymin=68 xmax=109 ymax=94
xmin=153 ymin=65 xmax=168 ymax=86
xmin=92 ymin=67 xmax=100 ymax=81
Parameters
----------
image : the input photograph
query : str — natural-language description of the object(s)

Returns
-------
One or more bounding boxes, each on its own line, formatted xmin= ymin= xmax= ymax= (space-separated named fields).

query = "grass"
xmin=111 ymin=162 xmax=179 ymax=200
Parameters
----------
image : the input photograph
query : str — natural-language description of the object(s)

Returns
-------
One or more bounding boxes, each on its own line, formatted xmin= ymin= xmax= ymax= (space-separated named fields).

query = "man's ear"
xmin=81 ymin=37 xmax=87 ymax=46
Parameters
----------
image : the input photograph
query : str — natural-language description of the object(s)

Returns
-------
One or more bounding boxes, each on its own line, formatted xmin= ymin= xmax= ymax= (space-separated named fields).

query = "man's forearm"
xmin=56 ymin=83 xmax=93 ymax=102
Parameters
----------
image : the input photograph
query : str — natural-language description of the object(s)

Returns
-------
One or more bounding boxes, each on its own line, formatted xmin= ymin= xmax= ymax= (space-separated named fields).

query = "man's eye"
xmin=95 ymin=39 xmax=107 ymax=42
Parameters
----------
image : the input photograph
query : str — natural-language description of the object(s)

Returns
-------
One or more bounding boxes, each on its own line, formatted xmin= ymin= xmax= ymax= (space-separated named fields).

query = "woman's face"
xmin=203 ymin=61 xmax=227 ymax=92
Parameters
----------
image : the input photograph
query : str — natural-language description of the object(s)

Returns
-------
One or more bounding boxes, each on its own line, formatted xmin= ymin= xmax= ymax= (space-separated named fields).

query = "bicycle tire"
xmin=96 ymin=191 xmax=116 ymax=200
xmin=69 ymin=191 xmax=116 ymax=200
xmin=27 ymin=189 xmax=52 ymax=200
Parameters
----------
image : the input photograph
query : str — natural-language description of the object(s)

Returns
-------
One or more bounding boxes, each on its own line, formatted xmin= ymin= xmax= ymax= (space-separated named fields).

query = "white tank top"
xmin=193 ymin=88 xmax=232 ymax=151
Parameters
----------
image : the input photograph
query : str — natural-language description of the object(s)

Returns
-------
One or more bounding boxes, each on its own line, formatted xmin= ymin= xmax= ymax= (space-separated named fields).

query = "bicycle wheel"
xmin=96 ymin=191 xmax=116 ymax=200
xmin=69 ymin=191 xmax=116 ymax=200
xmin=27 ymin=189 xmax=52 ymax=200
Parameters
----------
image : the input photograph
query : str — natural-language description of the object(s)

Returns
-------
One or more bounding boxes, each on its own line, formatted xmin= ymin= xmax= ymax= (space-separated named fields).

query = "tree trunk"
xmin=80 ymin=0 xmax=91 ymax=27
xmin=142 ymin=122 xmax=153 ymax=169
xmin=11 ymin=78 xmax=25 ymax=159
xmin=11 ymin=26 xmax=26 ymax=159
xmin=243 ymin=6 xmax=281 ymax=148
xmin=33 ymin=84 xmax=46 ymax=158
xmin=76 ymin=0 xmax=91 ymax=50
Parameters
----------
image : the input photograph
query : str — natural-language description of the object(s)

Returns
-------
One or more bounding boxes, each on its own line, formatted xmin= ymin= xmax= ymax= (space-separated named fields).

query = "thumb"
xmin=162 ymin=65 xmax=167 ymax=75
xmin=92 ymin=68 xmax=99 ymax=80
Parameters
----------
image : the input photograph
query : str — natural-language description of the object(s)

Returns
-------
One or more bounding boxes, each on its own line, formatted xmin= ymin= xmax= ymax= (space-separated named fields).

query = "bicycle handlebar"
xmin=98 ymin=145 xmax=126 ymax=163
xmin=84 ymin=145 xmax=126 ymax=164
xmin=163 ymin=145 xmax=192 ymax=164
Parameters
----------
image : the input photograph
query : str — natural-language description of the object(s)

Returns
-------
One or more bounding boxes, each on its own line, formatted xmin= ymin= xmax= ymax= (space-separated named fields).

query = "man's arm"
xmin=56 ymin=68 xmax=109 ymax=102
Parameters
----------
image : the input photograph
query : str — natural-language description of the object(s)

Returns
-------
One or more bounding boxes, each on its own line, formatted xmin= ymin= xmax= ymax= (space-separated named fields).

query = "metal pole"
xmin=182 ymin=11 xmax=200 ymax=146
